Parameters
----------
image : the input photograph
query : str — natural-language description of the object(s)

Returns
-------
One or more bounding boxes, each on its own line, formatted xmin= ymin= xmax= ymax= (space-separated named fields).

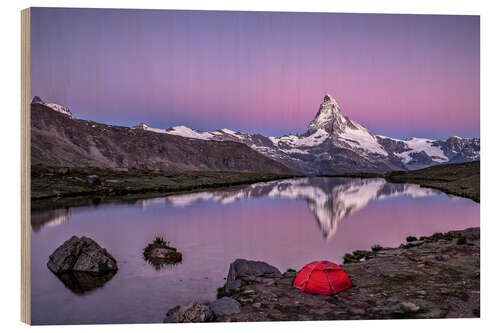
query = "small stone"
xmin=164 ymin=301 xmax=215 ymax=323
xmin=252 ymin=302 xmax=262 ymax=309
xmin=57 ymin=167 xmax=69 ymax=175
xmin=404 ymin=240 xmax=424 ymax=248
xmin=209 ymin=297 xmax=241 ymax=316
xmin=238 ymin=297 xmax=253 ymax=303
xmin=241 ymin=289 xmax=255 ymax=295
xmin=87 ymin=175 xmax=101 ymax=185
xmin=435 ymin=254 xmax=451 ymax=261
xmin=351 ymin=308 xmax=366 ymax=315
xmin=400 ymin=302 xmax=420 ymax=313
xmin=416 ymin=290 xmax=427 ymax=296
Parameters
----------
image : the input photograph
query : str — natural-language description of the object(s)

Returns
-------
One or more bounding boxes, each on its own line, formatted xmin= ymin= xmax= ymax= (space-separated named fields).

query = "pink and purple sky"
xmin=31 ymin=8 xmax=479 ymax=139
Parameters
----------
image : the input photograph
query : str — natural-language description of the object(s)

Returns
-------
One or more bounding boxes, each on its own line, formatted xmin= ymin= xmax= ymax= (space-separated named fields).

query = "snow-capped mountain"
xmin=377 ymin=135 xmax=480 ymax=170
xmin=31 ymin=96 xmax=73 ymax=118
xmin=139 ymin=177 xmax=442 ymax=239
xmin=133 ymin=93 xmax=480 ymax=174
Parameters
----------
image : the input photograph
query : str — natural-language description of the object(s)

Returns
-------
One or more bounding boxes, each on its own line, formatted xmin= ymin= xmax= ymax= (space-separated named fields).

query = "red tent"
xmin=293 ymin=261 xmax=352 ymax=295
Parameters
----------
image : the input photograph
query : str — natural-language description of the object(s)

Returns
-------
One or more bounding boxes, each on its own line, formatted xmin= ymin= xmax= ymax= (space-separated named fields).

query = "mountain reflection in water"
xmin=33 ymin=177 xmax=444 ymax=239
xmin=156 ymin=177 xmax=442 ymax=239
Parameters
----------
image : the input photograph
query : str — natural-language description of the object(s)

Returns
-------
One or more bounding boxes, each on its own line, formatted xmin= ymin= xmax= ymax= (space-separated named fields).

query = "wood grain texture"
xmin=21 ymin=7 xmax=31 ymax=325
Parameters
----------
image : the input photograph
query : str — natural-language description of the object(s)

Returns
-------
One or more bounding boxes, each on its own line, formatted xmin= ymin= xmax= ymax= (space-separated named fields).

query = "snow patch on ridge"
xmin=395 ymin=138 xmax=448 ymax=163
xmin=338 ymin=121 xmax=388 ymax=156
xmin=278 ymin=129 xmax=329 ymax=147
xmin=31 ymin=96 xmax=73 ymax=118
xmin=133 ymin=123 xmax=168 ymax=134
xmin=166 ymin=125 xmax=215 ymax=140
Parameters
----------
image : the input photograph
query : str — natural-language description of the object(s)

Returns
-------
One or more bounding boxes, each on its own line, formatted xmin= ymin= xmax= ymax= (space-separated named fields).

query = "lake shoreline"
xmin=385 ymin=161 xmax=480 ymax=203
xmin=31 ymin=161 xmax=479 ymax=212
xmin=166 ymin=227 xmax=480 ymax=322
xmin=321 ymin=161 xmax=480 ymax=203
xmin=31 ymin=165 xmax=299 ymax=209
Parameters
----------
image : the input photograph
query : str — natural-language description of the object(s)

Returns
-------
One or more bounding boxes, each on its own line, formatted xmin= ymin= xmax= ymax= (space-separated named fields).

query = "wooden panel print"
xmin=21 ymin=7 xmax=480 ymax=325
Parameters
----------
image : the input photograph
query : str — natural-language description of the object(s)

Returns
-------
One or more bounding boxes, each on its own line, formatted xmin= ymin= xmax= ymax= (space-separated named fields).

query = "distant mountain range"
xmin=133 ymin=94 xmax=480 ymax=174
xmin=31 ymin=94 xmax=479 ymax=175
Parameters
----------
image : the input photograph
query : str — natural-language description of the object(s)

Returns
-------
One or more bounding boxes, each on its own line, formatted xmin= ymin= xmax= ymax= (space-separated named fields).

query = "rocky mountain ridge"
xmin=30 ymin=97 xmax=291 ymax=175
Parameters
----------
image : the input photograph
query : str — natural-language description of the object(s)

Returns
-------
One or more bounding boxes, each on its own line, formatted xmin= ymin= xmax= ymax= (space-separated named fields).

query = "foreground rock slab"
xmin=225 ymin=259 xmax=281 ymax=292
xmin=47 ymin=236 xmax=118 ymax=275
xmin=215 ymin=228 xmax=479 ymax=321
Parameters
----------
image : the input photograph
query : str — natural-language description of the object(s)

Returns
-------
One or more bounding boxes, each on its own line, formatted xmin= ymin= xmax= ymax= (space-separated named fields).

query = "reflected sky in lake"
xmin=31 ymin=177 xmax=479 ymax=324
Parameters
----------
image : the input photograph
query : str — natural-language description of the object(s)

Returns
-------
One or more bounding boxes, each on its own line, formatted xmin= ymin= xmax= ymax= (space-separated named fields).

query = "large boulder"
xmin=163 ymin=301 xmax=215 ymax=323
xmin=209 ymin=297 xmax=241 ymax=316
xmin=225 ymin=259 xmax=281 ymax=292
xmin=47 ymin=236 xmax=117 ymax=275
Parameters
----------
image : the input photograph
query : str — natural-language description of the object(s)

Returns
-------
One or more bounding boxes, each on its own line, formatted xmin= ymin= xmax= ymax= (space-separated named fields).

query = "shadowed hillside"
xmin=31 ymin=102 xmax=291 ymax=175
xmin=385 ymin=161 xmax=480 ymax=202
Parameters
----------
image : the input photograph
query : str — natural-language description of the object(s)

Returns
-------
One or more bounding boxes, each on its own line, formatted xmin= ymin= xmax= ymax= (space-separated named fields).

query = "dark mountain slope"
xmin=30 ymin=102 xmax=291 ymax=174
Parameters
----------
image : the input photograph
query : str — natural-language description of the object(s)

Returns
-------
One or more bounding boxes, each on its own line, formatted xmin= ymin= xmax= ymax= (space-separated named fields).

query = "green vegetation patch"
xmin=143 ymin=236 xmax=182 ymax=270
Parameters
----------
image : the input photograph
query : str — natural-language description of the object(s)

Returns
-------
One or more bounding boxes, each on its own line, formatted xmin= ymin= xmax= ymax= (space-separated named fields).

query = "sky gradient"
xmin=31 ymin=8 xmax=479 ymax=139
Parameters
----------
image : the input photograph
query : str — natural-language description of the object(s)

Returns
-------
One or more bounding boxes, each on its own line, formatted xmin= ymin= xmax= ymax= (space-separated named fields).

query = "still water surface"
xmin=30 ymin=177 xmax=479 ymax=324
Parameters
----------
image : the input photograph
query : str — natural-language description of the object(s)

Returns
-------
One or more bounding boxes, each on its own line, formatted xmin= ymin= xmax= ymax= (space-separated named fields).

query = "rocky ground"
xmin=165 ymin=227 xmax=480 ymax=322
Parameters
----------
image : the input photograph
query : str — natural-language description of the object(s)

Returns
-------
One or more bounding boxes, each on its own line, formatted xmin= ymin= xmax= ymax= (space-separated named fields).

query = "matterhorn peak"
xmin=307 ymin=93 xmax=346 ymax=134
xmin=322 ymin=93 xmax=341 ymax=108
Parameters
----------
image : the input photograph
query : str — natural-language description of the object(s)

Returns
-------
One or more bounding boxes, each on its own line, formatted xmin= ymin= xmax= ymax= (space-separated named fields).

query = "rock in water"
xmin=143 ymin=237 xmax=182 ymax=270
xmin=47 ymin=236 xmax=117 ymax=274
xmin=225 ymin=259 xmax=281 ymax=292
xmin=164 ymin=301 xmax=215 ymax=323
xmin=149 ymin=247 xmax=181 ymax=262
xmin=209 ymin=297 xmax=241 ymax=316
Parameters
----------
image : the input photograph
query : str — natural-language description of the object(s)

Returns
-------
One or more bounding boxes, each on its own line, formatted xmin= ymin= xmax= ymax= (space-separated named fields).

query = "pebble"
xmin=400 ymin=302 xmax=420 ymax=313
xmin=351 ymin=308 xmax=366 ymax=315
xmin=252 ymin=302 xmax=262 ymax=309
xmin=435 ymin=254 xmax=451 ymax=261
xmin=241 ymin=289 xmax=255 ymax=295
